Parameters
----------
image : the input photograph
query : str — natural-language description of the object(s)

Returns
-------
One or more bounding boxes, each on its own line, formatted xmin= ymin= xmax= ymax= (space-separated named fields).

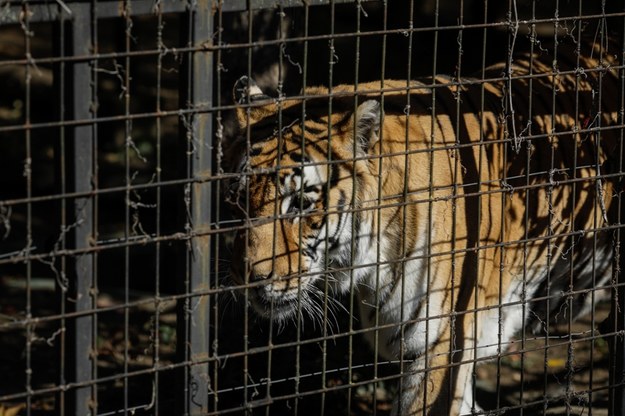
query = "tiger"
xmin=224 ymin=38 xmax=623 ymax=415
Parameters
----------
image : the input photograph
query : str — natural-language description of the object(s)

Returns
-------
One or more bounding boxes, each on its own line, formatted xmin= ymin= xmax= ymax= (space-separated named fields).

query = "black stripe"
xmin=288 ymin=152 xmax=304 ymax=163
xmin=302 ymin=124 xmax=325 ymax=135
xmin=249 ymin=146 xmax=262 ymax=157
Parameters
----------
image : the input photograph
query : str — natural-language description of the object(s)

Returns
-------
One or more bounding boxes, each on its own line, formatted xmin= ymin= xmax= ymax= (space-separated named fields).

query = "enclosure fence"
xmin=1 ymin=1 xmax=625 ymax=415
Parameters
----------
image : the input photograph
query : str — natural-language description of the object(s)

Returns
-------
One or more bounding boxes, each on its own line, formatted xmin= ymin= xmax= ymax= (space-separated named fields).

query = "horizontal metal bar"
xmin=0 ymin=0 xmax=190 ymax=24
xmin=0 ymin=0 xmax=380 ymax=25
xmin=219 ymin=0 xmax=380 ymax=12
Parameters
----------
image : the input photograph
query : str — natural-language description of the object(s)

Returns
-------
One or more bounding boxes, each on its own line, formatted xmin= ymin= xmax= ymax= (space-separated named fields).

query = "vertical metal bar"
xmin=212 ymin=1 xmax=225 ymax=412
xmin=321 ymin=2 xmax=337 ymax=413
xmin=616 ymin=57 xmax=625 ymax=416
xmin=70 ymin=3 xmax=96 ymax=415
xmin=424 ymin=0 xmax=440 ymax=409
xmin=472 ymin=1 xmax=489 ymax=412
xmin=22 ymin=2 xmax=33 ymax=415
xmin=372 ymin=2 xmax=388 ymax=413
xmin=263 ymin=5 xmax=287 ymax=414
xmin=451 ymin=1 xmax=464 ymax=411
xmin=188 ymin=0 xmax=213 ymax=414
xmin=519 ymin=2 xmax=538 ymax=413
xmin=619 ymin=6 xmax=625 ymax=413
xmin=154 ymin=3 xmax=165 ymax=414
xmin=53 ymin=5 xmax=69 ymax=414
xmin=294 ymin=4 xmax=310 ymax=413
xmin=122 ymin=1 xmax=133 ymax=413
xmin=541 ymin=0 xmax=560 ymax=411
xmin=242 ymin=2 xmax=253 ymax=411
xmin=564 ymin=3 xmax=584 ymax=413
xmin=401 ymin=0 xmax=415 ymax=408
xmin=501 ymin=0 xmax=519 ymax=411
xmin=610 ymin=4 xmax=625 ymax=414
xmin=346 ymin=2 xmax=362 ymax=414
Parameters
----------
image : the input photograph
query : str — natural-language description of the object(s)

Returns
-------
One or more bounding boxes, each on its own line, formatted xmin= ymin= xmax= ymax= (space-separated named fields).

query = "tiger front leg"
xmin=395 ymin=328 xmax=481 ymax=415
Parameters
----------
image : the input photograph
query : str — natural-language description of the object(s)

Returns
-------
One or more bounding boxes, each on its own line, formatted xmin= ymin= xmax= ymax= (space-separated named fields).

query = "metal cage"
xmin=1 ymin=1 xmax=624 ymax=415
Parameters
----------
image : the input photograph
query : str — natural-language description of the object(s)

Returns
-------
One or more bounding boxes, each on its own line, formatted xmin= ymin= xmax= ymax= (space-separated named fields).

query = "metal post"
xmin=70 ymin=4 xmax=96 ymax=415
xmin=186 ymin=0 xmax=213 ymax=414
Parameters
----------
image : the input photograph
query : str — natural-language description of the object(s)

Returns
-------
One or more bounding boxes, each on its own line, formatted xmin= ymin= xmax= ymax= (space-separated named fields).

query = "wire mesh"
xmin=0 ymin=1 xmax=624 ymax=415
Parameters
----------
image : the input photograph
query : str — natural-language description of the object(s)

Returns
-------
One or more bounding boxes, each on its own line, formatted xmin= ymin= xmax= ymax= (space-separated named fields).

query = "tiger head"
xmin=226 ymin=76 xmax=382 ymax=323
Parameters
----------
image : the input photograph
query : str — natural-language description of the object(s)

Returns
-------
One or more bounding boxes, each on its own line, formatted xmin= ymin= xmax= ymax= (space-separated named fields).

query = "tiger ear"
xmin=350 ymin=100 xmax=382 ymax=153
xmin=233 ymin=76 xmax=273 ymax=129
